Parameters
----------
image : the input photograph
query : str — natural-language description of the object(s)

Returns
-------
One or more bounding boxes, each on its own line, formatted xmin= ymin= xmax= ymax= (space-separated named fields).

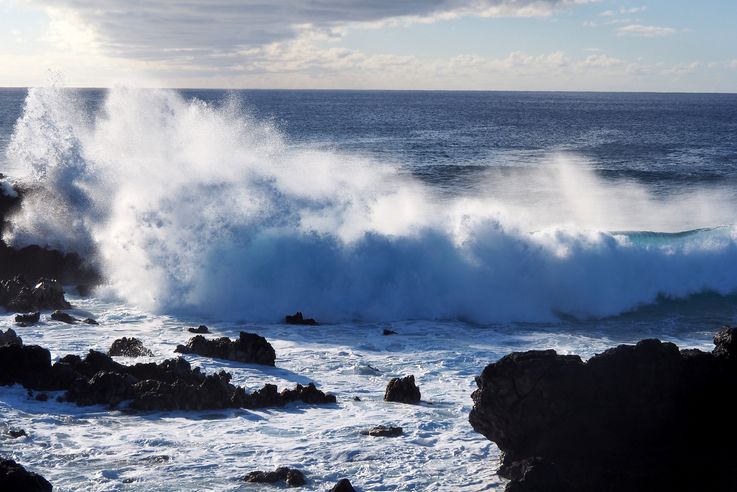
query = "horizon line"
xmin=0 ymin=86 xmax=736 ymax=95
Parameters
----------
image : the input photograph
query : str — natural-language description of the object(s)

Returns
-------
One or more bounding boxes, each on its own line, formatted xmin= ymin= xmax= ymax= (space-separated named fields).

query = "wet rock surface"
xmin=361 ymin=425 xmax=403 ymax=437
xmin=384 ymin=375 xmax=421 ymax=404
xmin=330 ymin=478 xmax=357 ymax=492
xmin=0 ymin=340 xmax=335 ymax=412
xmin=285 ymin=312 xmax=318 ymax=325
xmin=108 ymin=337 xmax=153 ymax=357
xmin=175 ymin=332 xmax=276 ymax=366
xmin=14 ymin=312 xmax=40 ymax=325
xmin=50 ymin=311 xmax=77 ymax=324
xmin=0 ymin=328 xmax=22 ymax=347
xmin=188 ymin=325 xmax=209 ymax=334
xmin=244 ymin=467 xmax=306 ymax=487
xmin=469 ymin=326 xmax=737 ymax=492
xmin=0 ymin=277 xmax=71 ymax=312
xmin=0 ymin=458 xmax=53 ymax=492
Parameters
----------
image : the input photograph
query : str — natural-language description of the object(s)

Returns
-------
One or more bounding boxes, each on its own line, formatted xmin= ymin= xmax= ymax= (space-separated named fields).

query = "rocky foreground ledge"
xmin=469 ymin=327 xmax=737 ymax=492
xmin=0 ymin=341 xmax=335 ymax=411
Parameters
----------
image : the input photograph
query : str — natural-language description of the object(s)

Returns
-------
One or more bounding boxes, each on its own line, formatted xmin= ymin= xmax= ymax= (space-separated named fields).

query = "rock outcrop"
xmin=331 ymin=478 xmax=357 ymax=492
xmin=244 ymin=467 xmax=306 ymax=487
xmin=0 ymin=342 xmax=334 ymax=412
xmin=188 ymin=325 xmax=209 ymax=334
xmin=384 ymin=375 xmax=421 ymax=404
xmin=469 ymin=327 xmax=737 ymax=492
xmin=50 ymin=311 xmax=77 ymax=324
xmin=15 ymin=312 xmax=40 ymax=325
xmin=285 ymin=312 xmax=318 ymax=325
xmin=361 ymin=425 xmax=403 ymax=437
xmin=0 ymin=458 xmax=52 ymax=492
xmin=175 ymin=332 xmax=276 ymax=366
xmin=0 ymin=328 xmax=22 ymax=347
xmin=108 ymin=337 xmax=153 ymax=357
xmin=0 ymin=277 xmax=70 ymax=312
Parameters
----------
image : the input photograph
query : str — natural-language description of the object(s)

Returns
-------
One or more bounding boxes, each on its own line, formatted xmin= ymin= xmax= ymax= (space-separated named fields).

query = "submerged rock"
xmin=331 ymin=478 xmax=357 ymax=492
xmin=108 ymin=337 xmax=153 ymax=357
xmin=285 ymin=312 xmax=318 ymax=325
xmin=50 ymin=310 xmax=77 ymax=324
xmin=82 ymin=318 xmax=99 ymax=325
xmin=244 ymin=467 xmax=305 ymax=487
xmin=361 ymin=425 xmax=403 ymax=437
xmin=0 ymin=328 xmax=22 ymax=347
xmin=175 ymin=332 xmax=276 ymax=366
xmin=0 ymin=458 xmax=52 ymax=491
xmin=384 ymin=375 xmax=421 ymax=404
xmin=469 ymin=326 xmax=737 ymax=492
xmin=188 ymin=325 xmax=209 ymax=334
xmin=382 ymin=328 xmax=397 ymax=336
xmin=7 ymin=428 xmax=27 ymax=439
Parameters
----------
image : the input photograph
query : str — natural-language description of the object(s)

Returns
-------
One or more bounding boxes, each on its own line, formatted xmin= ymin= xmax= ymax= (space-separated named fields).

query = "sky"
xmin=0 ymin=0 xmax=735 ymax=91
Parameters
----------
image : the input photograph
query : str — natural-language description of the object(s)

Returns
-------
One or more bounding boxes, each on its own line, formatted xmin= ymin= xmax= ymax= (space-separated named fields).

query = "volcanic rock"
xmin=244 ymin=467 xmax=305 ymax=487
xmin=14 ymin=312 xmax=40 ymax=325
xmin=0 ymin=458 xmax=52 ymax=491
xmin=188 ymin=325 xmax=209 ymax=334
xmin=361 ymin=425 xmax=403 ymax=437
xmin=0 ymin=328 xmax=22 ymax=347
xmin=50 ymin=311 xmax=77 ymax=324
xmin=7 ymin=429 xmax=27 ymax=439
xmin=285 ymin=312 xmax=318 ymax=325
xmin=331 ymin=478 xmax=357 ymax=492
xmin=384 ymin=375 xmax=421 ymax=404
xmin=108 ymin=337 xmax=153 ymax=357
xmin=83 ymin=318 xmax=99 ymax=325
xmin=382 ymin=328 xmax=397 ymax=336
xmin=0 ymin=277 xmax=71 ymax=312
xmin=469 ymin=326 xmax=737 ymax=492
xmin=175 ymin=332 xmax=276 ymax=366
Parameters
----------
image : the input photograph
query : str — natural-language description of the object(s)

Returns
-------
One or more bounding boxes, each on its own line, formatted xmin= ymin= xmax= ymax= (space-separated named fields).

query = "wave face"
xmin=4 ymin=87 xmax=737 ymax=322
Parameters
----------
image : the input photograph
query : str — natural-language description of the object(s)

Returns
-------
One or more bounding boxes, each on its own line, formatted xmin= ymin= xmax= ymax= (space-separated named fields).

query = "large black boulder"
xmin=384 ymin=375 xmax=421 ymax=404
xmin=285 ymin=312 xmax=317 ymax=325
xmin=244 ymin=467 xmax=306 ymax=487
xmin=0 ymin=277 xmax=70 ymax=312
xmin=108 ymin=337 xmax=153 ymax=357
xmin=0 ymin=458 xmax=52 ymax=491
xmin=469 ymin=326 xmax=737 ymax=492
xmin=0 ymin=328 xmax=22 ymax=347
xmin=331 ymin=478 xmax=357 ymax=492
xmin=175 ymin=332 xmax=276 ymax=366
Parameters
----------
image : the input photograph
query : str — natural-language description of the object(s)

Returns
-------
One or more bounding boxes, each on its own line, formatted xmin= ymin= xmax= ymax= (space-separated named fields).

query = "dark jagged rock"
xmin=14 ymin=312 xmax=40 ymax=325
xmin=285 ymin=312 xmax=318 ymax=325
xmin=0 ymin=277 xmax=70 ymax=312
xmin=7 ymin=429 xmax=27 ymax=438
xmin=361 ymin=425 xmax=403 ymax=437
xmin=175 ymin=332 xmax=276 ymax=366
xmin=188 ymin=325 xmax=209 ymax=334
xmin=50 ymin=310 xmax=77 ymax=324
xmin=469 ymin=326 xmax=737 ymax=492
xmin=1 ymin=343 xmax=335 ymax=412
xmin=108 ymin=337 xmax=153 ymax=357
xmin=0 ymin=328 xmax=22 ymax=347
xmin=0 ymin=458 xmax=52 ymax=491
xmin=331 ymin=478 xmax=357 ymax=492
xmin=1 ymin=180 xmax=100 ymax=288
xmin=83 ymin=318 xmax=99 ymax=325
xmin=244 ymin=467 xmax=305 ymax=487
xmin=384 ymin=375 xmax=421 ymax=404
xmin=382 ymin=328 xmax=397 ymax=336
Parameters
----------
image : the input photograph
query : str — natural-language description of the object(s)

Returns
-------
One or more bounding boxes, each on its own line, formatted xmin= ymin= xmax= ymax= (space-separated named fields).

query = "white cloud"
xmin=617 ymin=24 xmax=676 ymax=37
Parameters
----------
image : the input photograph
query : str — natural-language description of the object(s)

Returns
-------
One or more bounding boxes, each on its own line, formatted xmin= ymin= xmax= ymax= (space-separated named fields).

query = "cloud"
xmin=28 ymin=0 xmax=592 ymax=62
xmin=617 ymin=24 xmax=676 ymax=37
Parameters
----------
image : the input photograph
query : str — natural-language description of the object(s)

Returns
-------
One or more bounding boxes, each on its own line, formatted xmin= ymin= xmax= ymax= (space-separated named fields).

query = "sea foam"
xmin=4 ymin=87 xmax=737 ymax=322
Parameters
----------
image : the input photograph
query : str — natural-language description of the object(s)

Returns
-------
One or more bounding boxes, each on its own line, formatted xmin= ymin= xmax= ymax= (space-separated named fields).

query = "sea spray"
xmin=4 ymin=86 xmax=737 ymax=322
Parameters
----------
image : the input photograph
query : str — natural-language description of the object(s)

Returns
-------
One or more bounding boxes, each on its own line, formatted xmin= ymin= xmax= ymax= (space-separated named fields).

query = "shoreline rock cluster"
xmin=175 ymin=332 xmax=276 ymax=366
xmin=0 ymin=341 xmax=335 ymax=412
xmin=469 ymin=326 xmax=737 ymax=492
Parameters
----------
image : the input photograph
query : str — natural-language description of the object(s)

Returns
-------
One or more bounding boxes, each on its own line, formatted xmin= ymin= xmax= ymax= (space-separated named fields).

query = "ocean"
xmin=1 ymin=87 xmax=737 ymax=490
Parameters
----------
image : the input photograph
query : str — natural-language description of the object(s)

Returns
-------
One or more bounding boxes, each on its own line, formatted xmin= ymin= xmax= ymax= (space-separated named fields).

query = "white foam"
xmin=4 ymin=87 xmax=737 ymax=323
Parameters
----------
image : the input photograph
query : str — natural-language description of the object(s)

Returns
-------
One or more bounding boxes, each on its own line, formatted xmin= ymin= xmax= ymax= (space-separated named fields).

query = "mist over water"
xmin=4 ymin=86 xmax=737 ymax=322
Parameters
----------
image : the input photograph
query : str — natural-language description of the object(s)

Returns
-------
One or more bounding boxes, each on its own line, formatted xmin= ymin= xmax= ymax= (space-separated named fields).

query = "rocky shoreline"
xmin=470 ymin=326 xmax=737 ymax=492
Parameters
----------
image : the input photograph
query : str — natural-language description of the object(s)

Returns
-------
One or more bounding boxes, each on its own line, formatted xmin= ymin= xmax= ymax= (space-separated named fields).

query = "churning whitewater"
xmin=4 ymin=87 xmax=737 ymax=323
